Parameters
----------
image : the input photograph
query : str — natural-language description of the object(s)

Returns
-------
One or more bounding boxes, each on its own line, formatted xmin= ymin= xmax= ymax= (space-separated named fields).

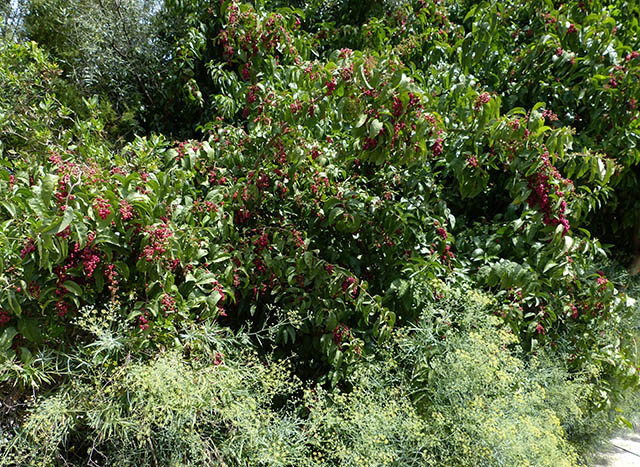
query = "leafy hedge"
xmin=1 ymin=0 xmax=640 ymax=464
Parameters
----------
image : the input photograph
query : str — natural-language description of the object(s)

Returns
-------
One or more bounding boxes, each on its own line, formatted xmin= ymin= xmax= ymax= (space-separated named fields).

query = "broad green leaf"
xmin=63 ymin=280 xmax=83 ymax=296
xmin=369 ymin=119 xmax=383 ymax=138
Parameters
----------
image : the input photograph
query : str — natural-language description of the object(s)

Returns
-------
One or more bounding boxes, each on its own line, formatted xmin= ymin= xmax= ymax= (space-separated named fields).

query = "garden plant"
xmin=1 ymin=0 xmax=640 ymax=465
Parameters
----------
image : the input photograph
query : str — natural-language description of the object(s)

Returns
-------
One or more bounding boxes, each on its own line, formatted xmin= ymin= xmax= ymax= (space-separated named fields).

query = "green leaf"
xmin=40 ymin=174 xmax=57 ymax=206
xmin=43 ymin=207 xmax=74 ymax=236
xmin=329 ymin=207 xmax=344 ymax=225
xmin=303 ymin=251 xmax=313 ymax=268
xmin=63 ymin=280 xmax=83 ymax=296
xmin=6 ymin=290 xmax=21 ymax=317
xmin=18 ymin=318 xmax=42 ymax=345
xmin=369 ymin=119 xmax=383 ymax=138
xmin=0 ymin=327 xmax=17 ymax=351
xmin=0 ymin=201 xmax=16 ymax=217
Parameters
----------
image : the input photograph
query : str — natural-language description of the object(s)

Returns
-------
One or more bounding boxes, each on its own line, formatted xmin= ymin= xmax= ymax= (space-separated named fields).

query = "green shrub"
xmin=2 ymin=347 xmax=307 ymax=465
xmin=2 ymin=0 xmax=640 ymax=463
xmin=5 ymin=285 xmax=627 ymax=466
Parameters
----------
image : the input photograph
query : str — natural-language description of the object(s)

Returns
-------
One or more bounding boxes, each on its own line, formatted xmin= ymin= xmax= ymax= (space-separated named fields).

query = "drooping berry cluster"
xmin=526 ymin=149 xmax=572 ymax=235
xmin=333 ymin=323 xmax=352 ymax=350
xmin=140 ymin=223 xmax=173 ymax=262
xmin=119 ymin=200 xmax=134 ymax=221
xmin=138 ymin=310 xmax=150 ymax=331
xmin=0 ymin=309 xmax=10 ymax=326
xmin=94 ymin=197 xmax=112 ymax=220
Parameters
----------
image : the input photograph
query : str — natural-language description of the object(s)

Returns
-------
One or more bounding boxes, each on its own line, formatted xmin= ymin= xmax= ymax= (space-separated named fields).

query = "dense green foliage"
xmin=1 ymin=0 xmax=640 ymax=464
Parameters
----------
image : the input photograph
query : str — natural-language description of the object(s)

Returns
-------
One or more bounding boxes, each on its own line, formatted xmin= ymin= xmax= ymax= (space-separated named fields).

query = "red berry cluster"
xmin=234 ymin=207 xmax=251 ymax=225
xmin=441 ymin=244 xmax=455 ymax=264
xmin=326 ymin=77 xmax=337 ymax=95
xmin=119 ymin=200 xmax=134 ymax=221
xmin=596 ymin=272 xmax=609 ymax=290
xmin=81 ymin=246 xmax=101 ymax=278
xmin=569 ymin=303 xmax=579 ymax=319
xmin=431 ymin=136 xmax=443 ymax=157
xmin=253 ymin=231 xmax=270 ymax=253
xmin=212 ymin=279 xmax=227 ymax=315
xmin=213 ymin=352 xmax=224 ymax=366
xmin=52 ymin=232 xmax=99 ymax=318
xmin=56 ymin=301 xmax=69 ymax=318
xmin=49 ymin=151 xmax=79 ymax=211
xmin=363 ymin=137 xmax=378 ymax=150
xmin=138 ymin=311 xmax=150 ymax=331
xmin=105 ymin=264 xmax=119 ymax=299
xmin=392 ymin=96 xmax=404 ymax=118
xmin=94 ymin=197 xmax=112 ymax=220
xmin=526 ymin=150 xmax=571 ymax=235
xmin=20 ymin=238 xmax=35 ymax=259
xmin=341 ymin=276 xmax=358 ymax=298
xmin=0 ymin=309 xmax=10 ymax=326
xmin=161 ymin=294 xmax=177 ymax=315
xmin=474 ymin=92 xmax=490 ymax=110
xmin=208 ymin=167 xmax=228 ymax=185
xmin=333 ymin=323 xmax=352 ymax=350
xmin=140 ymin=223 xmax=173 ymax=262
